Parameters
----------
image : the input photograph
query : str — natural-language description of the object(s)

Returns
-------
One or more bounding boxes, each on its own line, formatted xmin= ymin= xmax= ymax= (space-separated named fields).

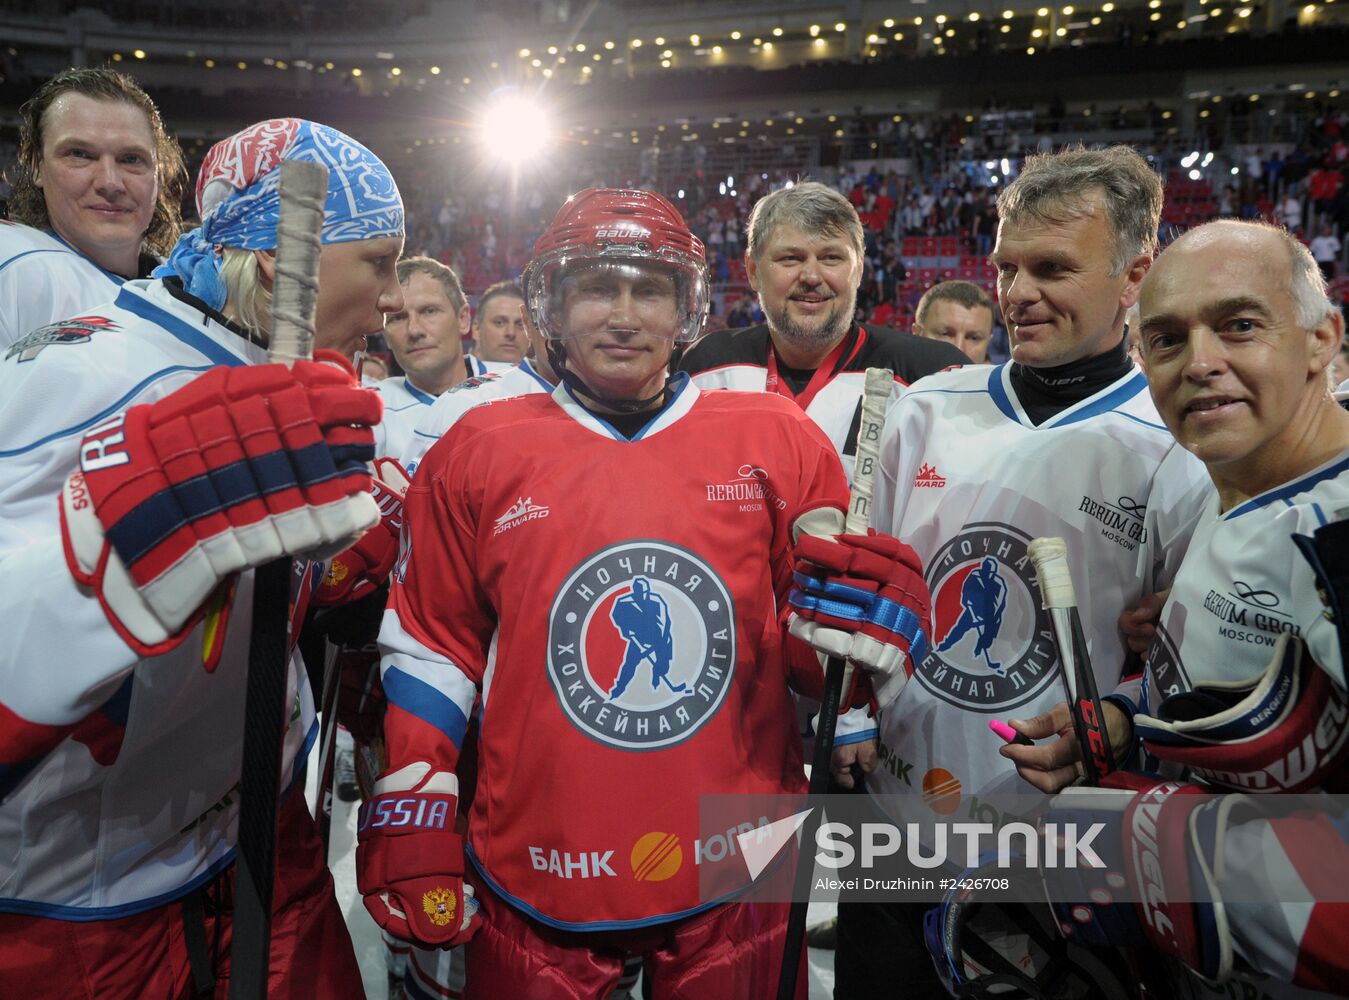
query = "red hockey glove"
xmin=788 ymin=530 xmax=932 ymax=709
xmin=60 ymin=352 xmax=382 ymax=655
xmin=314 ymin=458 xmax=410 ymax=606
xmin=356 ymin=762 xmax=481 ymax=948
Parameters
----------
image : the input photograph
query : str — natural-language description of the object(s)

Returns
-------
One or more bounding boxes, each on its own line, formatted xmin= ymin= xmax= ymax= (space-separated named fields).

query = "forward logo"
xmin=493 ymin=496 xmax=550 ymax=536
xmin=914 ymin=463 xmax=947 ymax=488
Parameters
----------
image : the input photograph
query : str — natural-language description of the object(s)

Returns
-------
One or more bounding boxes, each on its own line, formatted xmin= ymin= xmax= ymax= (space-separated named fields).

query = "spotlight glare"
xmin=480 ymin=95 xmax=553 ymax=165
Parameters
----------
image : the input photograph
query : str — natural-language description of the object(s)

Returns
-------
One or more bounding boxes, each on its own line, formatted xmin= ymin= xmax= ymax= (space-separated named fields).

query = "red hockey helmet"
xmin=523 ymin=188 xmax=709 ymax=344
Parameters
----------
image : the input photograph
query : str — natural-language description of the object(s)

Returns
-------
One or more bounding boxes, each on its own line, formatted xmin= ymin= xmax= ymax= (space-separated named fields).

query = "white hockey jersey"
xmin=1142 ymin=454 xmax=1349 ymax=1000
xmin=0 ymin=221 xmax=128 ymax=351
xmin=400 ymin=359 xmax=555 ymax=474
xmin=0 ymin=278 xmax=315 ymax=917
xmin=371 ymin=354 xmax=510 ymax=465
xmin=865 ymin=363 xmax=1209 ymax=812
xmin=1143 ymin=448 xmax=1349 ymax=709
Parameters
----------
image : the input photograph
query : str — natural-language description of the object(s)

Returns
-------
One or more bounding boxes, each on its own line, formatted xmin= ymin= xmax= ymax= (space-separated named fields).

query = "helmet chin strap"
xmin=546 ymin=339 xmax=687 ymax=415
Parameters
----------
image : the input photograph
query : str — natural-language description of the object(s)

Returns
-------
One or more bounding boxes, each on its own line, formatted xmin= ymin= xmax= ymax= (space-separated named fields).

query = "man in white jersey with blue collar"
xmin=835 ymin=145 xmax=1210 ymax=998
xmin=1 ymin=67 xmax=185 ymax=350
xmin=0 ymin=117 xmax=404 ymax=997
xmin=401 ymin=303 xmax=558 ymax=476
xmin=1007 ymin=220 xmax=1349 ymax=999
xmin=373 ymin=255 xmax=503 ymax=463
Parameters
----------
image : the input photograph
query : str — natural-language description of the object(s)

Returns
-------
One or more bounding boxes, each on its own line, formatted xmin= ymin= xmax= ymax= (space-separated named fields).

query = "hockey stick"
xmin=777 ymin=366 xmax=892 ymax=1000
xmin=230 ymin=159 xmax=327 ymax=1000
xmin=313 ymin=636 xmax=342 ymax=855
xmin=1026 ymin=537 xmax=1112 ymax=786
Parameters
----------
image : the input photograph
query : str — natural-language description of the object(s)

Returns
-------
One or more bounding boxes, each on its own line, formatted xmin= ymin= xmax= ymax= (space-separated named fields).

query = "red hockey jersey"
xmin=379 ymin=377 xmax=848 ymax=929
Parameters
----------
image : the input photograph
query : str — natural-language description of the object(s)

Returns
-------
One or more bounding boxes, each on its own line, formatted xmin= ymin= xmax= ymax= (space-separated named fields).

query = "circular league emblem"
xmin=547 ymin=541 xmax=736 ymax=750
xmin=917 ymin=523 xmax=1058 ymax=712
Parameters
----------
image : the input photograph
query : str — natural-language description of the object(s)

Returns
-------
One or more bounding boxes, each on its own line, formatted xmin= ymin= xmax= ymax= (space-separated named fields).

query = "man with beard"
xmin=679 ymin=181 xmax=964 ymax=484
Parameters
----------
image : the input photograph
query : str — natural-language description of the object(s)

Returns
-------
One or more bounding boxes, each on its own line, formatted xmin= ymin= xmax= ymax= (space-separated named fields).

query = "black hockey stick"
xmin=777 ymin=366 xmax=892 ymax=1000
xmin=1027 ymin=537 xmax=1112 ymax=785
xmin=313 ymin=636 xmax=342 ymax=855
xmin=230 ymin=158 xmax=327 ymax=1000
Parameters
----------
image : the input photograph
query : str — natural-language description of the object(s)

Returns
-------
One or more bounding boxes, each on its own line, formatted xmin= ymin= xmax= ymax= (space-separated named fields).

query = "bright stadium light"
xmin=1181 ymin=150 xmax=1200 ymax=167
xmin=480 ymin=93 xmax=553 ymax=164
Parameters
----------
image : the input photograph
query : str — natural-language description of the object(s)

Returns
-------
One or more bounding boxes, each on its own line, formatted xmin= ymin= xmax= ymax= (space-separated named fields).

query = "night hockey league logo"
xmin=6 ymin=315 xmax=118 ymax=363
xmin=919 ymin=523 xmax=1058 ymax=711
xmin=548 ymin=541 xmax=735 ymax=750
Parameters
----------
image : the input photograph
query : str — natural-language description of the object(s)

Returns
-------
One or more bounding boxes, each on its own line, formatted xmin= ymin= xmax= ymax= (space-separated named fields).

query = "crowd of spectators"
xmin=4 ymin=98 xmax=1346 ymax=362
xmin=371 ymin=103 xmax=1348 ymax=365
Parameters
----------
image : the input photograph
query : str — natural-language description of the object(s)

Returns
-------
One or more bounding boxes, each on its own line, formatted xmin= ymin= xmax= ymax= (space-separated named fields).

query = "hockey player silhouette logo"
xmin=608 ymin=577 xmax=689 ymax=700
xmin=935 ymin=557 xmax=1008 ymax=675
xmin=549 ymin=541 xmax=735 ymax=749
xmin=919 ymin=524 xmax=1058 ymax=712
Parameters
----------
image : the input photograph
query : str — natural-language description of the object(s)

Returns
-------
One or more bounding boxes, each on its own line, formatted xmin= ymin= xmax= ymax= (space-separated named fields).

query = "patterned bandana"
xmin=155 ymin=118 xmax=404 ymax=311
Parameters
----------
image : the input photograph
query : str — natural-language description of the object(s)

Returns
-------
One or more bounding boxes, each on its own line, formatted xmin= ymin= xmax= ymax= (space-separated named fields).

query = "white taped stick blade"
xmin=1028 ymin=536 xmax=1077 ymax=609
xmin=846 ymin=366 xmax=893 ymax=535
xmin=270 ymin=159 xmax=328 ymax=366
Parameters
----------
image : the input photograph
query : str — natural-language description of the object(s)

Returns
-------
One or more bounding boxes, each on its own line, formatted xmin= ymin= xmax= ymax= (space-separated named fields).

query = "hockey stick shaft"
xmin=231 ymin=159 xmax=327 ymax=1000
xmin=1027 ymin=537 xmax=1113 ymax=786
xmin=314 ymin=638 xmax=342 ymax=855
xmin=777 ymin=367 xmax=892 ymax=1000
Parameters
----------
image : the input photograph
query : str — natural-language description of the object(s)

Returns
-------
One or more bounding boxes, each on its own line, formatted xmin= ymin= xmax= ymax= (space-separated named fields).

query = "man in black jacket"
xmin=680 ymin=181 xmax=964 ymax=484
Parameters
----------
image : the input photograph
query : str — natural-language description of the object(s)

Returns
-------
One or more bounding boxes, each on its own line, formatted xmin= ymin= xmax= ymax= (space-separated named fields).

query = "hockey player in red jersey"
xmin=358 ymin=188 xmax=933 ymax=998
